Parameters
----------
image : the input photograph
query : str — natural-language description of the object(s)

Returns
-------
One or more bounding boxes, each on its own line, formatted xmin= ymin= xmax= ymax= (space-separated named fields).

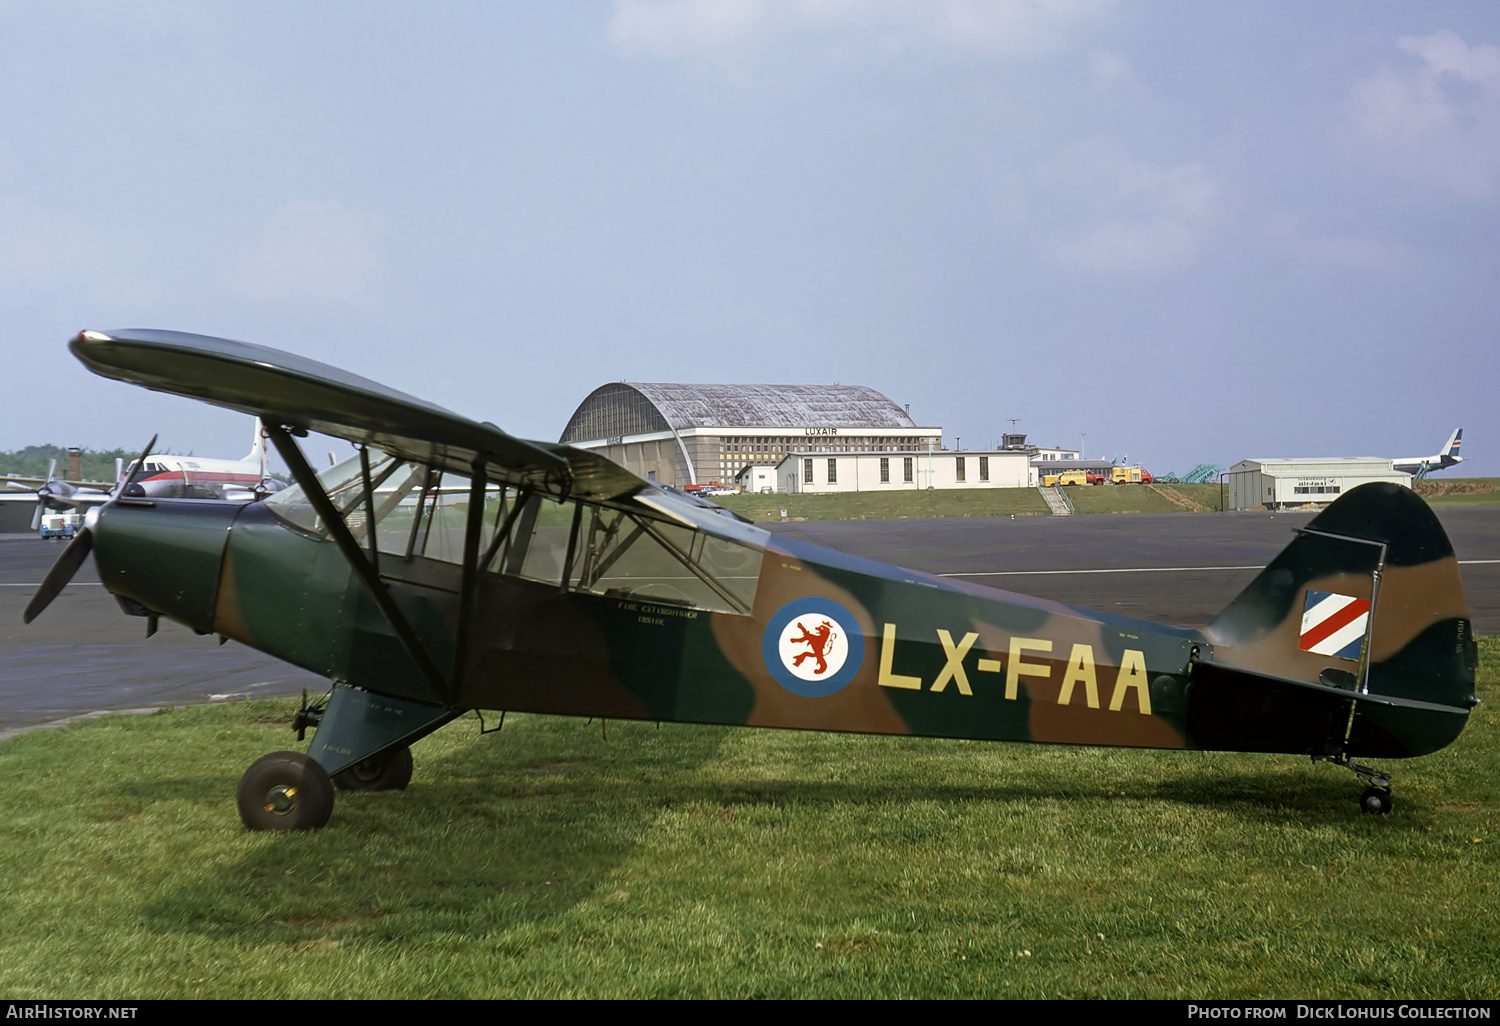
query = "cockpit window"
xmin=264 ymin=450 xmax=401 ymax=535
xmin=265 ymin=450 xmax=762 ymax=614
xmin=488 ymin=498 xmax=761 ymax=613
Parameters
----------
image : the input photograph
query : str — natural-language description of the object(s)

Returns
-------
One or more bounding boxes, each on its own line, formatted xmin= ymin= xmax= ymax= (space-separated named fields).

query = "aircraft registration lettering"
xmin=878 ymin=623 xmax=922 ymax=690
xmin=877 ymin=627 xmax=1153 ymax=714
xmin=1057 ymin=643 xmax=1099 ymax=709
xmin=1109 ymin=649 xmax=1151 ymax=714
xmin=931 ymin=629 xmax=978 ymax=695
xmin=1005 ymin=638 xmax=1053 ymax=700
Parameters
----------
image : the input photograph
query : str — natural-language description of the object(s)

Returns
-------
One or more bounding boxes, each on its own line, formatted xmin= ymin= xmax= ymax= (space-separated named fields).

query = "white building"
xmin=776 ymin=449 xmax=1034 ymax=494
xmin=1227 ymin=458 xmax=1410 ymax=511
xmin=734 ymin=464 xmax=778 ymax=493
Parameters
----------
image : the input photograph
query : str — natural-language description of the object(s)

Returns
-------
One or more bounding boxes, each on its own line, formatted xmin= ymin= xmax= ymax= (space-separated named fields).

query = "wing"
xmin=1 ymin=476 xmax=48 ymax=490
xmin=0 ymin=484 xmax=112 ymax=509
xmin=69 ymin=329 xmax=645 ymax=504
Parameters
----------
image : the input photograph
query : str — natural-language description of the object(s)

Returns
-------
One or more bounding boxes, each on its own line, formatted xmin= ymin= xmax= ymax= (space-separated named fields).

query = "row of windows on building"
xmin=802 ymin=456 xmax=992 ymax=485
xmin=723 ymin=436 xmax=930 ymax=456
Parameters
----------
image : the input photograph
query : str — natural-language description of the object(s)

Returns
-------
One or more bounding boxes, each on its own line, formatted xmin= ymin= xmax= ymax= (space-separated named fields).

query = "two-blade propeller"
xmin=23 ymin=435 xmax=156 ymax=624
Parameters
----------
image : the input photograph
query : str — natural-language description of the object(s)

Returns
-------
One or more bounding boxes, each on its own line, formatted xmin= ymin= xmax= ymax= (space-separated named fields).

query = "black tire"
xmin=332 ymin=745 xmax=414 ymax=792
xmin=237 ymin=751 xmax=335 ymax=830
xmin=1360 ymin=787 xmax=1393 ymax=815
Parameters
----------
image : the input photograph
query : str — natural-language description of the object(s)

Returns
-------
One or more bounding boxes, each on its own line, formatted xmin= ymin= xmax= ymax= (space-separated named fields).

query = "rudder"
xmin=1199 ymin=483 xmax=1476 ymax=757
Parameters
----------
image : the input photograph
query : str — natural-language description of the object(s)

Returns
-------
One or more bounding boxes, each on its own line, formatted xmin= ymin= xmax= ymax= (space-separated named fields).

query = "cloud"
xmin=1044 ymin=142 xmax=1224 ymax=275
xmin=1262 ymin=213 xmax=1406 ymax=272
xmin=608 ymin=0 xmax=1112 ymax=57
xmin=226 ymin=202 xmax=384 ymax=311
xmin=1342 ymin=30 xmax=1500 ymax=199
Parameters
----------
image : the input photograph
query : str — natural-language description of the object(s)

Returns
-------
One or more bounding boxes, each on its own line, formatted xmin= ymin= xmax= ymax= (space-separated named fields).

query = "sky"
xmin=1 ymin=0 xmax=1497 ymax=478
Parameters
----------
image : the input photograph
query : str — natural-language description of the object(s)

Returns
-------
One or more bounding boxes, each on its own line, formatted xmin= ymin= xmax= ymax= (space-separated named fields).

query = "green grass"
xmin=714 ymin=488 xmax=1050 ymax=522
xmin=1066 ymin=483 xmax=1225 ymax=514
xmin=1416 ymin=478 xmax=1500 ymax=508
xmin=712 ymin=483 xmax=1229 ymax=522
xmin=1 ymin=640 xmax=1496 ymax=999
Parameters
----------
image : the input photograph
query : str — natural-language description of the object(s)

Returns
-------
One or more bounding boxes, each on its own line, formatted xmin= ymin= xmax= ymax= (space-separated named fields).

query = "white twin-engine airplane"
xmin=120 ymin=419 xmax=284 ymax=501
xmin=1392 ymin=429 xmax=1464 ymax=477
xmin=2 ymin=419 xmax=284 ymax=534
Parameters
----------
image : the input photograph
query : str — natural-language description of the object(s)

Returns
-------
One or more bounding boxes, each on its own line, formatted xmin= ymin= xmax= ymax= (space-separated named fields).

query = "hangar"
xmin=1227 ymin=458 xmax=1410 ymax=511
xmin=559 ymin=382 xmax=941 ymax=489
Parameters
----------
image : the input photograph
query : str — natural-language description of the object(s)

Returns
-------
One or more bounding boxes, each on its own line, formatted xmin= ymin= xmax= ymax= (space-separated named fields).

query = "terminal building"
xmin=559 ymin=382 xmax=941 ymax=489
xmin=776 ymin=448 xmax=1034 ymax=494
xmin=1226 ymin=458 xmax=1410 ymax=511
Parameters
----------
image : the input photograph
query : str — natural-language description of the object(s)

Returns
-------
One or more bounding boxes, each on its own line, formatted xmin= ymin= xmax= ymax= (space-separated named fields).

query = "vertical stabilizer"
xmin=247 ymin=418 xmax=270 ymax=479
xmin=1200 ymin=483 xmax=1475 ymax=757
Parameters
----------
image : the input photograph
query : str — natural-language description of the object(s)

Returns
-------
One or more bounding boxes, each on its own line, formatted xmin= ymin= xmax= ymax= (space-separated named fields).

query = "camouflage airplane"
xmin=25 ymin=329 xmax=1479 ymax=829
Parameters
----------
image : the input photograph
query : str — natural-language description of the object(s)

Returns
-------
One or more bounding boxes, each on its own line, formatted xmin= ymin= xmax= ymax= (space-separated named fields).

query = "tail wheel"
xmin=1360 ymin=787 xmax=1393 ymax=815
xmin=237 ymin=751 xmax=335 ymax=830
xmin=333 ymin=746 xmax=414 ymax=792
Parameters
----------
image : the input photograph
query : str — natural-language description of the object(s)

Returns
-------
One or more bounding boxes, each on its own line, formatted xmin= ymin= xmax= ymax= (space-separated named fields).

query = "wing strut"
xmin=266 ymin=423 xmax=454 ymax=705
xmin=452 ymin=458 xmax=489 ymax=699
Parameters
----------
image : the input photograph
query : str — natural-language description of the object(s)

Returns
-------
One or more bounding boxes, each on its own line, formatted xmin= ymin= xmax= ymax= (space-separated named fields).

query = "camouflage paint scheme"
xmin=52 ymin=329 xmax=1478 ymax=826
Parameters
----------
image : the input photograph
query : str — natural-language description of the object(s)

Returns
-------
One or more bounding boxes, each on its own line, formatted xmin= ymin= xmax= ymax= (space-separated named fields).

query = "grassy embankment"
xmin=1414 ymin=478 xmax=1500 ymax=508
xmin=715 ymin=483 xmax=1225 ymax=521
xmin=0 ymin=638 xmax=1495 ymax=999
xmin=715 ymin=479 xmax=1500 ymax=522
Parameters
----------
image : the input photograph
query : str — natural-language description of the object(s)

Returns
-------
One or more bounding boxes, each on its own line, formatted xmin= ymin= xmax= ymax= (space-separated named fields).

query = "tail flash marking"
xmin=1299 ymin=590 xmax=1371 ymax=660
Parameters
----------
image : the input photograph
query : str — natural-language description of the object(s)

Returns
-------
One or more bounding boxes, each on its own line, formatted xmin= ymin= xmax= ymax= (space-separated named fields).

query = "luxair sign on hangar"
xmin=1227 ymin=457 xmax=1410 ymax=511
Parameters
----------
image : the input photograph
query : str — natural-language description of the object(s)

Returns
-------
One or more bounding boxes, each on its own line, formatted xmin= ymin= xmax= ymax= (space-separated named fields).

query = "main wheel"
xmin=237 ymin=751 xmax=335 ymax=830
xmin=1360 ymin=787 xmax=1393 ymax=815
xmin=332 ymin=745 xmax=414 ymax=792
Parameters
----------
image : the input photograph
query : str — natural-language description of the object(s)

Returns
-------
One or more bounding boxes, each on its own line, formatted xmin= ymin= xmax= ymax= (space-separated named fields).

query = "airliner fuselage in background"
xmin=1392 ymin=429 xmax=1463 ymax=477
xmin=123 ymin=419 xmax=282 ymax=501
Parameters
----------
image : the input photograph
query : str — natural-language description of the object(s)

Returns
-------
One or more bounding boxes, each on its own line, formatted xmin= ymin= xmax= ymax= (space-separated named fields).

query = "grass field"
xmin=0 ymin=639 xmax=1495 ymax=999
xmin=1415 ymin=478 xmax=1500 ymax=508
xmin=713 ymin=487 xmax=1051 ymax=522
xmin=713 ymin=483 xmax=1233 ymax=522
xmin=711 ymin=478 xmax=1498 ymax=522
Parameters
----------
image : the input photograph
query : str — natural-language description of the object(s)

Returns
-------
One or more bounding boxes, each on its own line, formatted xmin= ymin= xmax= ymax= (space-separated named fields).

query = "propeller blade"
xmin=23 ymin=526 xmax=94 ymax=623
xmin=117 ymin=434 xmax=157 ymax=497
xmin=30 ymin=499 xmax=43 ymax=532
xmin=27 ymin=433 xmax=153 ymax=620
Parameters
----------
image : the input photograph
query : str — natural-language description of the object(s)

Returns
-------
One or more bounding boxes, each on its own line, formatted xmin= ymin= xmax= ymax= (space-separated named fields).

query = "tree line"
xmin=0 ymin=445 xmax=144 ymax=483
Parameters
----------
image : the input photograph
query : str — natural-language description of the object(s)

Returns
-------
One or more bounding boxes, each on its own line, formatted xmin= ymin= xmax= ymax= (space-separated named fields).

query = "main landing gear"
xmin=236 ymin=745 xmax=415 ymax=830
xmin=237 ymin=685 xmax=457 ymax=830
xmin=237 ymin=751 xmax=335 ymax=831
xmin=332 ymin=746 xmax=414 ymax=792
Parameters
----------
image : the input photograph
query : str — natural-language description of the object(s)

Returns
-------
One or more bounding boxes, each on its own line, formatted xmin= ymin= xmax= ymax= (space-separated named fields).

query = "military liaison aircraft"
xmin=25 ymin=329 xmax=1479 ymax=830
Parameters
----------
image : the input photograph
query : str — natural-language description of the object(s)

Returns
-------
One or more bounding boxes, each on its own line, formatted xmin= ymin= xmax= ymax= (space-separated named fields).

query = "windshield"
xmin=265 ymin=450 xmax=416 ymax=535
xmin=265 ymin=450 xmax=763 ymax=613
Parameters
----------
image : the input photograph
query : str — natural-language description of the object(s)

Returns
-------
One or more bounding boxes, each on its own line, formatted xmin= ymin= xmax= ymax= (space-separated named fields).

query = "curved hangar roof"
xmin=560 ymin=382 xmax=917 ymax=443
